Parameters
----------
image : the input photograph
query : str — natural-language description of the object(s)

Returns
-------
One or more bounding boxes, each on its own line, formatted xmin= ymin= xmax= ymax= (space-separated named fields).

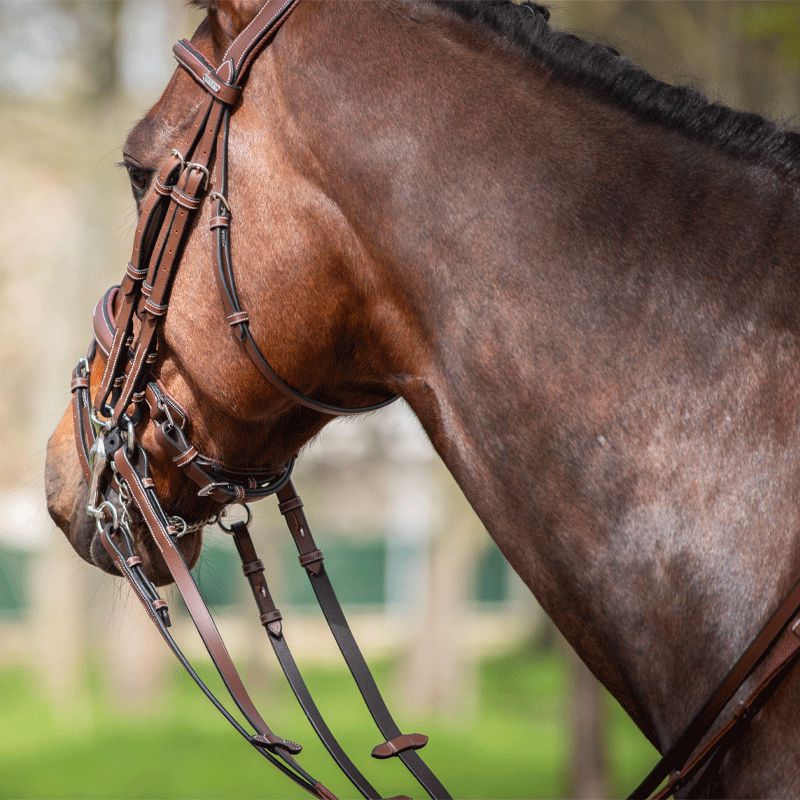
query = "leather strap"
xmin=78 ymin=324 xmax=294 ymax=506
xmin=94 ymin=152 xmax=183 ymax=416
xmin=98 ymin=523 xmax=325 ymax=797
xmin=173 ymin=39 xmax=242 ymax=106
xmin=277 ymin=482 xmax=452 ymax=800
xmin=631 ymin=583 xmax=800 ymax=798
xmin=230 ymin=520 xmax=382 ymax=799
xmin=111 ymin=447 xmax=336 ymax=798
xmin=372 ymin=734 xmax=429 ymax=760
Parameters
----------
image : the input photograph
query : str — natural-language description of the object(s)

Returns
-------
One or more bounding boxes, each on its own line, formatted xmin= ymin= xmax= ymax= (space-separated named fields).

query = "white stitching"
xmin=222 ymin=0 xmax=294 ymax=71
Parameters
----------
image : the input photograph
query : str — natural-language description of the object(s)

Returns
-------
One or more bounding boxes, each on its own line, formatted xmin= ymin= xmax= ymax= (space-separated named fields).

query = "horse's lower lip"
xmin=88 ymin=525 xmax=121 ymax=575
xmin=90 ymin=535 xmax=115 ymax=572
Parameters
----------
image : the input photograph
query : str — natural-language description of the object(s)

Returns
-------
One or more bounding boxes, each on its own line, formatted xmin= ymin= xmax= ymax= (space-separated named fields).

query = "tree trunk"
xmin=566 ymin=641 xmax=609 ymax=800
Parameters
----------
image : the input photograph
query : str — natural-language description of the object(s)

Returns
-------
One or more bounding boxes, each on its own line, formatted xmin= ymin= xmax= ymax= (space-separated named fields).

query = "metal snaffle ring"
xmin=218 ymin=502 xmax=252 ymax=533
xmin=88 ymin=500 xmax=119 ymax=536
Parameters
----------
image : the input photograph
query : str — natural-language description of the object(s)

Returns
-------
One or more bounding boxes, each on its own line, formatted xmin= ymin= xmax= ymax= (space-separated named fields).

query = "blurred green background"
xmin=1 ymin=2 xmax=800 ymax=799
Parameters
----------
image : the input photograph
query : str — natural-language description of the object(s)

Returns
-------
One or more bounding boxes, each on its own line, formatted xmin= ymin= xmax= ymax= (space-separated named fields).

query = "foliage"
xmin=737 ymin=4 xmax=800 ymax=63
xmin=0 ymin=647 xmax=655 ymax=799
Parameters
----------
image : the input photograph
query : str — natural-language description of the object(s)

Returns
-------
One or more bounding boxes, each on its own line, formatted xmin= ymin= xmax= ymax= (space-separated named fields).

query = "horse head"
xmin=45 ymin=0 xmax=395 ymax=585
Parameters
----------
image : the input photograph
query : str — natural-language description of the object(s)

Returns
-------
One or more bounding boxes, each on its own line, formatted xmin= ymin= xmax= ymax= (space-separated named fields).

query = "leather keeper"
xmin=260 ymin=609 xmax=283 ymax=639
xmin=141 ymin=477 xmax=155 ymax=489
xmin=144 ymin=299 xmax=168 ymax=317
xmin=226 ymin=310 xmax=249 ymax=325
xmin=126 ymin=261 xmax=148 ymax=281
xmin=171 ymin=187 xmax=201 ymax=211
xmin=299 ymin=549 xmax=324 ymax=572
xmin=371 ymin=732 xmax=428 ymax=759
xmin=259 ymin=609 xmax=282 ymax=626
xmin=154 ymin=177 xmax=172 ymax=196
xmin=279 ymin=496 xmax=303 ymax=515
xmin=70 ymin=376 xmax=89 ymax=392
xmin=173 ymin=445 xmax=198 ymax=468
xmin=210 ymin=215 xmax=230 ymax=229
xmin=250 ymin=732 xmax=301 ymax=755
xmin=152 ymin=599 xmax=168 ymax=611
xmin=242 ymin=558 xmax=265 ymax=577
xmin=126 ymin=556 xmax=142 ymax=568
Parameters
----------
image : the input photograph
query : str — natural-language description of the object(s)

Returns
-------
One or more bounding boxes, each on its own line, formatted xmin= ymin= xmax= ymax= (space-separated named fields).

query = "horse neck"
xmin=270 ymin=2 xmax=800 ymax=787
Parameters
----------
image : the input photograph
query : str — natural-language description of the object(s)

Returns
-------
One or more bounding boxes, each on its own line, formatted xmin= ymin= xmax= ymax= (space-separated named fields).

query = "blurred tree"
xmin=566 ymin=643 xmax=608 ymax=800
xmin=58 ymin=0 xmax=122 ymax=102
xmin=738 ymin=3 xmax=800 ymax=64
xmin=552 ymin=2 xmax=800 ymax=123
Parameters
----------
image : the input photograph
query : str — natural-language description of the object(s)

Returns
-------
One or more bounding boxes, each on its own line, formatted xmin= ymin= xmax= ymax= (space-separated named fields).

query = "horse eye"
xmin=123 ymin=159 xmax=154 ymax=200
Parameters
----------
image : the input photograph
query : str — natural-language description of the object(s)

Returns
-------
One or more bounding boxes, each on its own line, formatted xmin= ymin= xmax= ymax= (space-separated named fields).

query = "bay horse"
xmin=44 ymin=1 xmax=800 ymax=797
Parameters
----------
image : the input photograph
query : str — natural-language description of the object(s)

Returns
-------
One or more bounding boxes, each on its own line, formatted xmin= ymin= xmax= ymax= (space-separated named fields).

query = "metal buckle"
xmin=90 ymin=409 xmax=112 ymax=436
xmin=125 ymin=417 xmax=137 ymax=455
xmin=196 ymin=481 xmax=232 ymax=499
xmin=185 ymin=161 xmax=210 ymax=191
xmin=170 ymin=148 xmax=186 ymax=170
xmin=209 ymin=191 xmax=231 ymax=214
xmin=153 ymin=388 xmax=179 ymax=431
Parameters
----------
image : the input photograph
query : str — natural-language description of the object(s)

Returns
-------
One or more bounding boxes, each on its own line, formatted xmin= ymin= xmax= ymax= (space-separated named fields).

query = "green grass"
xmin=0 ymin=646 xmax=655 ymax=799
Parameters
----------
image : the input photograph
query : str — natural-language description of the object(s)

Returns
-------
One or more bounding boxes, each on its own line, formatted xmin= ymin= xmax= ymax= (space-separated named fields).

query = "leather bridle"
xmin=67 ymin=1 xmax=800 ymax=797
xmin=70 ymin=2 xmax=446 ymax=799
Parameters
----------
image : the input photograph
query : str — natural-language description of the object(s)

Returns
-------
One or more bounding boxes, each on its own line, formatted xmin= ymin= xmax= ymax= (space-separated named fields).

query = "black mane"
xmin=431 ymin=0 xmax=800 ymax=179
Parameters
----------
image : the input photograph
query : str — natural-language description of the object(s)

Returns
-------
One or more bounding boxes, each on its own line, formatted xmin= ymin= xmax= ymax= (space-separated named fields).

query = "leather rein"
xmin=67 ymin=1 xmax=800 ymax=797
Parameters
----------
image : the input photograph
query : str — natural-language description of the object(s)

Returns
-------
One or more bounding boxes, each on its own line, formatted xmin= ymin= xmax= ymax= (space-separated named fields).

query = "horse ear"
xmin=192 ymin=0 xmax=264 ymax=46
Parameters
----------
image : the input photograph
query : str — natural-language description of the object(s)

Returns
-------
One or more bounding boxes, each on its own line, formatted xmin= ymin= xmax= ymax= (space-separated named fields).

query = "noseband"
xmin=67 ymin=1 xmax=800 ymax=798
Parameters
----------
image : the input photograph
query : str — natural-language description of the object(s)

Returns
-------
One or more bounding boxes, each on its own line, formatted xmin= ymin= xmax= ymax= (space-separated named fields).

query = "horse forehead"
xmin=124 ymin=21 xmax=218 ymax=165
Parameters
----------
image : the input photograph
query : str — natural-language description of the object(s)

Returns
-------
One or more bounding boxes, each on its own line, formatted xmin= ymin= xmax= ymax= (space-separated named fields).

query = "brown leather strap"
xmin=631 ymin=584 xmax=800 ymax=798
xmin=70 ymin=348 xmax=95 ymax=482
xmin=229 ymin=520 xmax=382 ymax=799
xmin=94 ymin=151 xmax=183 ymax=416
xmin=114 ymin=157 xmax=214 ymax=419
xmin=110 ymin=447 xmax=350 ymax=800
xmin=97 ymin=521 xmax=325 ymax=798
xmin=277 ymin=482 xmax=451 ymax=800
xmin=647 ymin=616 xmax=800 ymax=799
xmin=173 ymin=39 xmax=242 ymax=105
xmin=223 ymin=0 xmax=299 ymax=77
xmin=113 ymin=448 xmax=302 ymax=758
